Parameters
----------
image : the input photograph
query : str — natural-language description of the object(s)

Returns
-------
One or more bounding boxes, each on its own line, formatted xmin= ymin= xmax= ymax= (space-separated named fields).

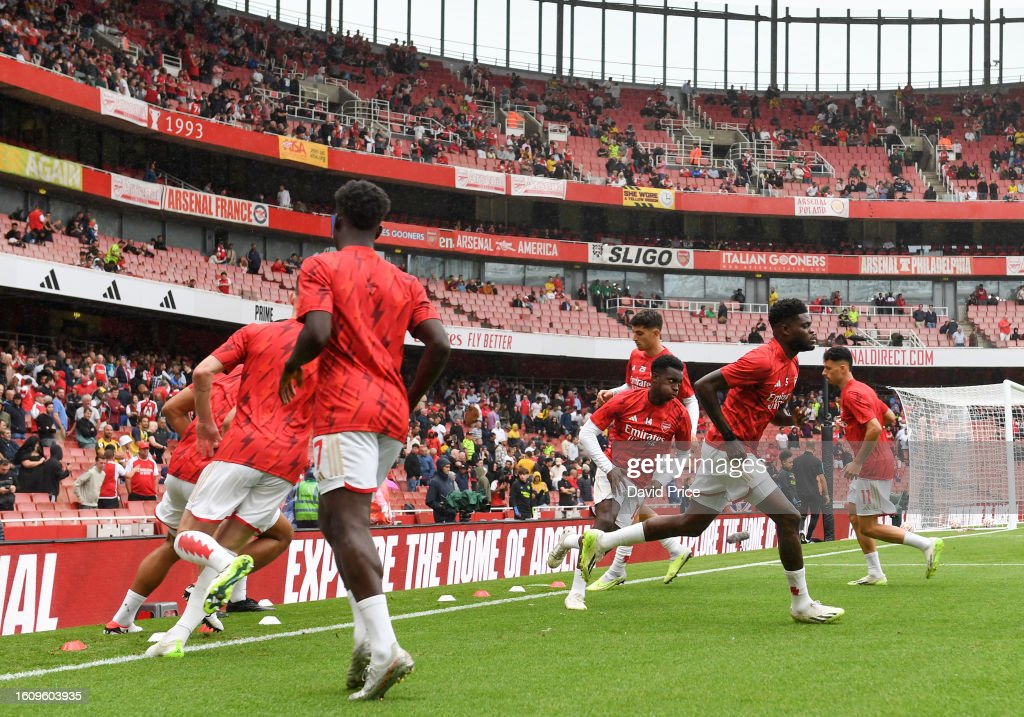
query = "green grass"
xmin=1 ymin=529 xmax=1021 ymax=716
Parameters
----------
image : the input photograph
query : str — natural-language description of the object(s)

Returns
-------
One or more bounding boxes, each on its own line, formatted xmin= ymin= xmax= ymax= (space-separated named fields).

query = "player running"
xmin=279 ymin=180 xmax=450 ymax=701
xmin=145 ymin=314 xmax=318 ymax=658
xmin=580 ymin=299 xmax=844 ymax=624
xmin=105 ymin=367 xmax=289 ymax=635
xmin=821 ymin=346 xmax=944 ymax=585
xmin=547 ymin=355 xmax=692 ymax=610
xmin=588 ymin=309 xmax=698 ymax=590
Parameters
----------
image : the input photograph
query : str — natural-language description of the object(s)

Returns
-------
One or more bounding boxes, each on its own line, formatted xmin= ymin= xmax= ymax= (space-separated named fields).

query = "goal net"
xmin=890 ymin=381 xmax=1023 ymax=531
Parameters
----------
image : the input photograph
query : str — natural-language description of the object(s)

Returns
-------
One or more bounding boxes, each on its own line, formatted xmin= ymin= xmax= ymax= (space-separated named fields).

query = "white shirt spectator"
xmin=953 ymin=328 xmax=966 ymax=346
xmin=775 ymin=431 xmax=788 ymax=451
xmin=277 ymin=186 xmax=292 ymax=208
xmin=561 ymin=437 xmax=579 ymax=462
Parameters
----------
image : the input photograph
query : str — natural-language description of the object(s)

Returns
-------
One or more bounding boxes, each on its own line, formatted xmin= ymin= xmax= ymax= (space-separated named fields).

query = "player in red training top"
xmin=278 ymin=180 xmax=450 ymax=701
xmin=822 ymin=347 xmax=944 ymax=585
xmin=548 ymin=355 xmax=692 ymax=610
xmin=591 ymin=309 xmax=698 ymax=591
xmin=146 ymin=317 xmax=318 ymax=659
xmin=106 ymin=368 xmax=291 ymax=636
xmin=580 ymin=299 xmax=844 ymax=624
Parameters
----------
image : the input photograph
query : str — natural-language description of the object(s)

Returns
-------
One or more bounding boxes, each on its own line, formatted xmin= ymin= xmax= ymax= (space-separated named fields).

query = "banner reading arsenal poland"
xmin=0 ymin=515 xmax=811 ymax=634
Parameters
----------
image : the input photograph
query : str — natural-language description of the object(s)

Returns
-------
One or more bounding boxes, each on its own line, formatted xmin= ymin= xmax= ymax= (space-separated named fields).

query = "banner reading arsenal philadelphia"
xmin=0 ymin=516 xmax=807 ymax=634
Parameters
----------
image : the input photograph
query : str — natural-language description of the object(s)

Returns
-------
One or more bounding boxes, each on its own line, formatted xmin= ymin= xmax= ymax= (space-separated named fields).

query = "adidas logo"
xmin=102 ymin=280 xmax=122 ymax=301
xmin=629 ymin=415 xmax=639 ymax=422
xmin=39 ymin=269 xmax=60 ymax=291
xmin=159 ymin=290 xmax=177 ymax=310
xmin=774 ymin=380 xmax=782 ymax=388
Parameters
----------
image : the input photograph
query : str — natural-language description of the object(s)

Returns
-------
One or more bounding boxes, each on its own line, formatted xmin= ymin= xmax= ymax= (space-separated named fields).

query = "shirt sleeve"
xmin=211 ymin=326 xmax=249 ymax=374
xmin=720 ymin=346 xmax=772 ymax=387
xmin=294 ymin=255 xmax=334 ymax=320
xmin=407 ymin=279 xmax=441 ymax=331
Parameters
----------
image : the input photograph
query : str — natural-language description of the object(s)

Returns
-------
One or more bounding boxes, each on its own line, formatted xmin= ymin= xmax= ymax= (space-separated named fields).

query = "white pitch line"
xmin=0 ymin=527 xmax=1011 ymax=682
xmin=801 ymin=563 xmax=1024 ymax=567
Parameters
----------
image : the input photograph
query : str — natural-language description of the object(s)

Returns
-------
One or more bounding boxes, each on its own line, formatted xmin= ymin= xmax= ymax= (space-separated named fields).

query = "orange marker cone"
xmin=473 ymin=590 xmax=490 ymax=598
xmin=61 ymin=640 xmax=88 ymax=652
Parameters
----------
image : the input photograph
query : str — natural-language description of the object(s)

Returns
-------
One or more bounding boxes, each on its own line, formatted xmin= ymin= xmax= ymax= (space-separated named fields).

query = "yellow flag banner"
xmin=277 ymin=136 xmax=329 ymax=168
xmin=621 ymin=186 xmax=675 ymax=210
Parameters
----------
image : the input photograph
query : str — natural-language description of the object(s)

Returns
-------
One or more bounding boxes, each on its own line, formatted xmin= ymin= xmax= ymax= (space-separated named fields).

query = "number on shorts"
xmin=313 ymin=438 xmax=324 ymax=470
xmin=861 ymin=489 xmax=873 ymax=507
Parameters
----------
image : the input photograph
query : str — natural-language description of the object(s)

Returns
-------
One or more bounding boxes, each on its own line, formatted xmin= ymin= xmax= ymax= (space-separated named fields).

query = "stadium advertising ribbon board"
xmin=0 ymin=516 xmax=815 ymax=633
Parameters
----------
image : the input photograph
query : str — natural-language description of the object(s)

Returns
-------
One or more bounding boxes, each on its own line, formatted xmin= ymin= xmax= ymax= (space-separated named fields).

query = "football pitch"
xmin=1 ymin=528 xmax=1020 ymax=716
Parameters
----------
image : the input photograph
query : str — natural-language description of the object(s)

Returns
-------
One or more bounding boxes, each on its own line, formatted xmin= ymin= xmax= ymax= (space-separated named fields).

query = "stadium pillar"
xmin=556 ymin=0 xmax=564 ymax=76
xmin=570 ymin=1 xmax=575 ymax=77
xmin=474 ymin=0 xmax=479 ymax=64
xmin=938 ymin=11 xmax=943 ymax=87
xmin=969 ymin=9 xmax=974 ymax=86
xmin=325 ymin=0 xmax=331 ymax=34
xmin=536 ymin=0 xmax=541 ymax=71
xmin=983 ymin=0 xmax=991 ymax=86
xmin=783 ymin=9 xmax=789 ymax=91
xmin=276 ymin=0 xmax=280 ymax=21
xmin=723 ymin=4 xmax=729 ymax=89
xmin=506 ymin=0 xmax=511 ymax=67
xmin=663 ymin=0 xmax=671 ymax=87
xmin=906 ymin=11 xmax=912 ymax=88
xmin=814 ymin=8 xmax=819 ymax=92
xmin=632 ymin=0 xmax=638 ymax=83
xmin=875 ymin=10 xmax=881 ymax=90
xmin=440 ymin=0 xmax=445 ymax=56
xmin=601 ymin=4 xmax=606 ymax=79
xmin=753 ymin=6 xmax=759 ymax=91
xmin=692 ymin=3 xmax=697 ymax=88
xmin=372 ymin=0 xmax=377 ymax=43
xmin=845 ymin=10 xmax=851 ymax=92
xmin=407 ymin=0 xmax=411 ymax=43
xmin=306 ymin=0 xmax=311 ymax=28
xmin=769 ymin=0 xmax=777 ymax=89
xmin=998 ymin=9 xmax=1004 ymax=85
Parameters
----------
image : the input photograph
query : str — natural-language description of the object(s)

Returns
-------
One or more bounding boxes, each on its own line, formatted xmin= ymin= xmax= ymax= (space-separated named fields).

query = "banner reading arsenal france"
xmin=0 ymin=515 xmax=822 ymax=634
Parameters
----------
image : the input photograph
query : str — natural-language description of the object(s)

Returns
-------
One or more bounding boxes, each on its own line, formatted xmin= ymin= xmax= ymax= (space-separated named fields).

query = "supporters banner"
xmin=110 ymin=174 xmax=164 ymax=209
xmin=505 ymin=110 xmax=525 ymax=137
xmin=454 ymin=166 xmax=507 ymax=195
xmin=858 ymin=255 xmax=976 ymax=276
xmin=547 ymin=123 xmax=569 ymax=142
xmin=98 ymin=88 xmax=150 ymax=128
xmin=696 ymin=250 xmax=832 ymax=274
xmin=589 ymin=243 xmax=693 ymax=270
xmin=621 ymin=186 xmax=676 ymax=210
xmin=1006 ymin=257 xmax=1024 ymax=276
xmin=441 ymin=231 xmax=587 ymax=262
xmin=794 ymin=196 xmax=850 ymax=218
xmin=162 ymin=186 xmax=269 ymax=227
xmin=509 ymin=175 xmax=567 ymax=200
xmin=0 ymin=516 xmax=802 ymax=633
xmin=277 ymin=136 xmax=329 ymax=168
xmin=0 ymin=142 xmax=83 ymax=191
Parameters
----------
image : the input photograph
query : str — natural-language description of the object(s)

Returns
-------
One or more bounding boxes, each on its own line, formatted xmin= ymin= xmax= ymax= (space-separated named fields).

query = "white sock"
xmin=864 ymin=551 xmax=884 ymax=578
xmin=111 ymin=589 xmax=147 ymax=626
xmin=596 ymin=522 xmax=647 ymax=551
xmin=357 ymin=594 xmax=399 ymax=663
xmin=784 ymin=568 xmax=812 ymax=611
xmin=902 ymin=531 xmax=931 ymax=551
xmin=229 ymin=577 xmax=247 ymax=603
xmin=560 ymin=530 xmax=581 ymax=550
xmin=570 ymin=568 xmax=587 ymax=597
xmin=174 ymin=531 xmax=233 ymax=573
xmin=605 ymin=546 xmax=632 ymax=578
xmin=346 ymin=590 xmax=367 ymax=646
xmin=165 ymin=566 xmax=217 ymax=645
xmin=658 ymin=537 xmax=686 ymax=559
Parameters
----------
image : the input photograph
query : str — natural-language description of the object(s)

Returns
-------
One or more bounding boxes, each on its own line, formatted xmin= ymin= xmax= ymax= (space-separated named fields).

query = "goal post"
xmin=890 ymin=380 xmax=1023 ymax=531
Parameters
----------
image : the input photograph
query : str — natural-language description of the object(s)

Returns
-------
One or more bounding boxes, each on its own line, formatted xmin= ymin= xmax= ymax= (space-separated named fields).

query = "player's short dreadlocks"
xmin=334 ymin=180 xmax=391 ymax=231
xmin=768 ymin=297 xmax=808 ymax=328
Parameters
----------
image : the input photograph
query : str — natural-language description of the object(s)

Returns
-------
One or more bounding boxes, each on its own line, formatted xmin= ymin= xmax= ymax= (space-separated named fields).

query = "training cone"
xmin=473 ymin=590 xmax=490 ymax=598
xmin=61 ymin=640 xmax=88 ymax=652
xmin=437 ymin=594 xmax=456 ymax=603
xmin=147 ymin=632 xmax=166 ymax=643
xmin=258 ymin=616 xmax=282 ymax=625
xmin=257 ymin=599 xmax=274 ymax=608
xmin=549 ymin=581 xmax=566 ymax=588
xmin=509 ymin=585 xmax=526 ymax=593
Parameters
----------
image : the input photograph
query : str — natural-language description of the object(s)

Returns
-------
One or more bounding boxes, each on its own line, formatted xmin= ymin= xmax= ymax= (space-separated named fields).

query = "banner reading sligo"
xmin=589 ymin=242 xmax=693 ymax=270
xmin=621 ymin=186 xmax=675 ymax=210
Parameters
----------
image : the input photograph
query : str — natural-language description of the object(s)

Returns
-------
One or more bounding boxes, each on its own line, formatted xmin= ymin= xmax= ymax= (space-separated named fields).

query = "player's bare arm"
xmin=192 ymin=354 xmax=226 ymax=457
xmin=407 ymin=318 xmax=451 ymax=412
xmin=882 ymin=408 xmax=897 ymax=426
xmin=694 ymin=370 xmax=746 ymax=461
xmin=845 ymin=417 xmax=883 ymax=480
xmin=279 ymin=309 xmax=331 ymax=403
xmin=161 ymin=385 xmax=195 ymax=436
